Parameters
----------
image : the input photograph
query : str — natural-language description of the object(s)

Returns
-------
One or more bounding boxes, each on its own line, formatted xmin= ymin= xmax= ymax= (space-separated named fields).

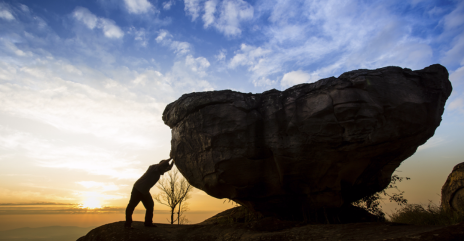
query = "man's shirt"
xmin=134 ymin=164 xmax=161 ymax=193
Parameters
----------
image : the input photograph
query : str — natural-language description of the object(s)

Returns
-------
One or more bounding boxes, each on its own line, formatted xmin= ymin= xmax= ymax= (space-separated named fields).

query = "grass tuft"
xmin=389 ymin=201 xmax=464 ymax=225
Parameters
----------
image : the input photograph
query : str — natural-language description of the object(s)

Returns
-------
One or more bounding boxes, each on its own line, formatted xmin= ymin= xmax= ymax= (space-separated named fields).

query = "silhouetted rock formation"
xmin=163 ymin=64 xmax=452 ymax=220
xmin=77 ymin=219 xmax=464 ymax=241
xmin=442 ymin=162 xmax=464 ymax=214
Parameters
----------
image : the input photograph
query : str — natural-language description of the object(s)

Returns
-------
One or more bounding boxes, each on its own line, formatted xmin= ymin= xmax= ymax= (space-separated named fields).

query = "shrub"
xmin=389 ymin=201 xmax=464 ymax=225
xmin=352 ymin=174 xmax=409 ymax=219
xmin=218 ymin=200 xmax=263 ymax=225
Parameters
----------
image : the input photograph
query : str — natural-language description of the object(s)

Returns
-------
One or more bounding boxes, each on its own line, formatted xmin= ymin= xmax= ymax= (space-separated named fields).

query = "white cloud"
xmin=229 ymin=43 xmax=271 ymax=68
xmin=163 ymin=0 xmax=175 ymax=10
xmin=167 ymin=57 xmax=214 ymax=92
xmin=72 ymin=7 xmax=124 ymax=39
xmin=184 ymin=0 xmax=202 ymax=20
xmin=124 ymin=0 xmax=154 ymax=14
xmin=203 ymin=0 xmax=217 ymax=28
xmin=450 ymin=65 xmax=464 ymax=84
xmin=99 ymin=18 xmax=124 ymax=38
xmin=155 ymin=29 xmax=191 ymax=55
xmin=0 ymin=125 xmax=142 ymax=180
xmin=442 ymin=1 xmax=464 ymax=31
xmin=19 ymin=4 xmax=29 ymax=12
xmin=129 ymin=27 xmax=148 ymax=46
xmin=1 ymin=40 xmax=31 ymax=57
xmin=0 ymin=57 xmax=167 ymax=149
xmin=448 ymin=97 xmax=464 ymax=114
xmin=171 ymin=41 xmax=191 ymax=55
xmin=252 ymin=77 xmax=276 ymax=87
xmin=209 ymin=0 xmax=253 ymax=37
xmin=224 ymin=0 xmax=438 ymax=87
xmin=0 ymin=3 xmax=14 ymax=21
xmin=0 ymin=9 xmax=14 ymax=21
xmin=0 ymin=3 xmax=217 ymax=206
xmin=409 ymin=0 xmax=425 ymax=7
xmin=185 ymin=55 xmax=210 ymax=76
xmin=72 ymin=7 xmax=98 ymax=29
xmin=155 ymin=29 xmax=171 ymax=42
xmin=228 ymin=43 xmax=280 ymax=87
xmin=428 ymin=6 xmax=444 ymax=16
xmin=442 ymin=32 xmax=464 ymax=66
xmin=280 ymin=70 xmax=320 ymax=89
xmin=215 ymin=49 xmax=226 ymax=61
xmin=131 ymin=69 xmax=162 ymax=86
xmin=184 ymin=0 xmax=253 ymax=37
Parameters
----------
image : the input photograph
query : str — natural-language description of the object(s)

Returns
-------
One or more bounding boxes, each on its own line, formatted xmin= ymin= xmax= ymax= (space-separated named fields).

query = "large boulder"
xmin=163 ymin=64 xmax=452 ymax=219
xmin=442 ymin=162 xmax=464 ymax=214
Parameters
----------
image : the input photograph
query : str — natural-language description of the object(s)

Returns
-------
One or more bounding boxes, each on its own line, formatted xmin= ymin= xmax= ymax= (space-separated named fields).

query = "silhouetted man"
xmin=125 ymin=158 xmax=174 ymax=228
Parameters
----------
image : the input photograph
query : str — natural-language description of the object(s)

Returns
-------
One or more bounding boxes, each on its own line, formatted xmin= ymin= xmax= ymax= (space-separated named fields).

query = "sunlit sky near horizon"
xmin=1 ymin=0 xmax=464 ymax=228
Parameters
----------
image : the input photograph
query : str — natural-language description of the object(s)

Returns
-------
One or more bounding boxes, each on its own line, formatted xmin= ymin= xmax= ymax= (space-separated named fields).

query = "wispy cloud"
xmin=0 ymin=62 xmax=163 ymax=147
xmin=185 ymin=55 xmax=210 ymax=77
xmin=0 ymin=7 xmax=216 ymax=189
xmin=448 ymin=97 xmax=464 ymax=114
xmin=441 ymin=1 xmax=464 ymax=32
xmin=0 ymin=187 xmax=74 ymax=203
xmin=442 ymin=32 xmax=464 ymax=66
xmin=203 ymin=0 xmax=217 ymax=28
xmin=163 ymin=0 xmax=176 ymax=10
xmin=450 ymin=65 xmax=464 ymax=84
xmin=185 ymin=0 xmax=253 ymax=37
xmin=123 ymin=0 xmax=154 ymax=14
xmin=280 ymin=70 xmax=319 ymax=89
xmin=210 ymin=0 xmax=253 ymax=37
xmin=0 ymin=3 xmax=15 ymax=21
xmin=155 ymin=29 xmax=192 ymax=55
xmin=1 ymin=0 xmax=463 ymax=210
xmin=76 ymin=181 xmax=119 ymax=191
xmin=215 ymin=49 xmax=226 ymax=61
xmin=228 ymin=43 xmax=270 ymax=68
xmin=128 ymin=27 xmax=149 ymax=46
xmin=225 ymin=0 xmax=437 ymax=87
xmin=184 ymin=0 xmax=202 ymax=20
xmin=72 ymin=7 xmax=124 ymax=38
xmin=0 ymin=126 xmax=143 ymax=180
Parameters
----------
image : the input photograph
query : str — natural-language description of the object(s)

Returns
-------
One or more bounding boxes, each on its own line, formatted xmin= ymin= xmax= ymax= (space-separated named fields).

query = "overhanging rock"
xmin=163 ymin=64 xmax=452 ymax=219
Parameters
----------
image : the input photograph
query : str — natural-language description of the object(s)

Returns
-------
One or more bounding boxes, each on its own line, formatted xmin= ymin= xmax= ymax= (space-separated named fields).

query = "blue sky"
xmin=0 ymin=0 xmax=464 ymax=220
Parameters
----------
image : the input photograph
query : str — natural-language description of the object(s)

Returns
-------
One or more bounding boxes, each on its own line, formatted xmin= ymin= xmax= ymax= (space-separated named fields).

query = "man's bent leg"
xmin=125 ymin=188 xmax=143 ymax=227
xmin=140 ymin=192 xmax=155 ymax=226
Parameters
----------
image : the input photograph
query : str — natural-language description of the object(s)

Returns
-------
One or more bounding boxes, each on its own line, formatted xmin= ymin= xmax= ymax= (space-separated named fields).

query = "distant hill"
xmin=0 ymin=226 xmax=95 ymax=241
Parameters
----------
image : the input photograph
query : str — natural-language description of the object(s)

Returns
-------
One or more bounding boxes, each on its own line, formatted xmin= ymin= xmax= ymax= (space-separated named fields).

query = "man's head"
xmin=158 ymin=158 xmax=174 ymax=174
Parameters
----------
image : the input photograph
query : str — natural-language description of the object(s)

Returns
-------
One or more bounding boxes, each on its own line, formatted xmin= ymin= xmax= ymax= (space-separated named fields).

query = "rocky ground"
xmin=77 ymin=216 xmax=464 ymax=241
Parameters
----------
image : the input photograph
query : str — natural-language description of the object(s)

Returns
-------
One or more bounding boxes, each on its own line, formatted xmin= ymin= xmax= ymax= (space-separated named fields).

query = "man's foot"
xmin=144 ymin=223 xmax=157 ymax=227
xmin=124 ymin=224 xmax=134 ymax=229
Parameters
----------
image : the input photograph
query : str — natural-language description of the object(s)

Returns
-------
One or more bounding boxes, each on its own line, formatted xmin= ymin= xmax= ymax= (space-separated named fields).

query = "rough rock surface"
xmin=442 ymin=162 xmax=464 ymax=214
xmin=163 ymin=64 xmax=452 ymax=218
xmin=77 ymin=220 xmax=464 ymax=241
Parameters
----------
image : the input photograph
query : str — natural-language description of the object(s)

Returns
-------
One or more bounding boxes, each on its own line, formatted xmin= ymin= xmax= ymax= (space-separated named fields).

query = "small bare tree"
xmin=154 ymin=167 xmax=193 ymax=224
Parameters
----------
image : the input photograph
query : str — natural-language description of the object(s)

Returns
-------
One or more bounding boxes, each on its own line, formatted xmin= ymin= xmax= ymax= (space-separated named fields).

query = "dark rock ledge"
xmin=77 ymin=219 xmax=464 ymax=241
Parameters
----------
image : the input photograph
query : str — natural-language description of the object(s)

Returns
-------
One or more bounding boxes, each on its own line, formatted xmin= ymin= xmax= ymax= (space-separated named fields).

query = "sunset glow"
xmin=0 ymin=0 xmax=463 ymax=232
xmin=80 ymin=197 xmax=102 ymax=209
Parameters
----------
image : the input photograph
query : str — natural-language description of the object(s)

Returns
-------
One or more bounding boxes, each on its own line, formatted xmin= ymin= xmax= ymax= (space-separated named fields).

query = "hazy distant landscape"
xmin=0 ymin=226 xmax=94 ymax=241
